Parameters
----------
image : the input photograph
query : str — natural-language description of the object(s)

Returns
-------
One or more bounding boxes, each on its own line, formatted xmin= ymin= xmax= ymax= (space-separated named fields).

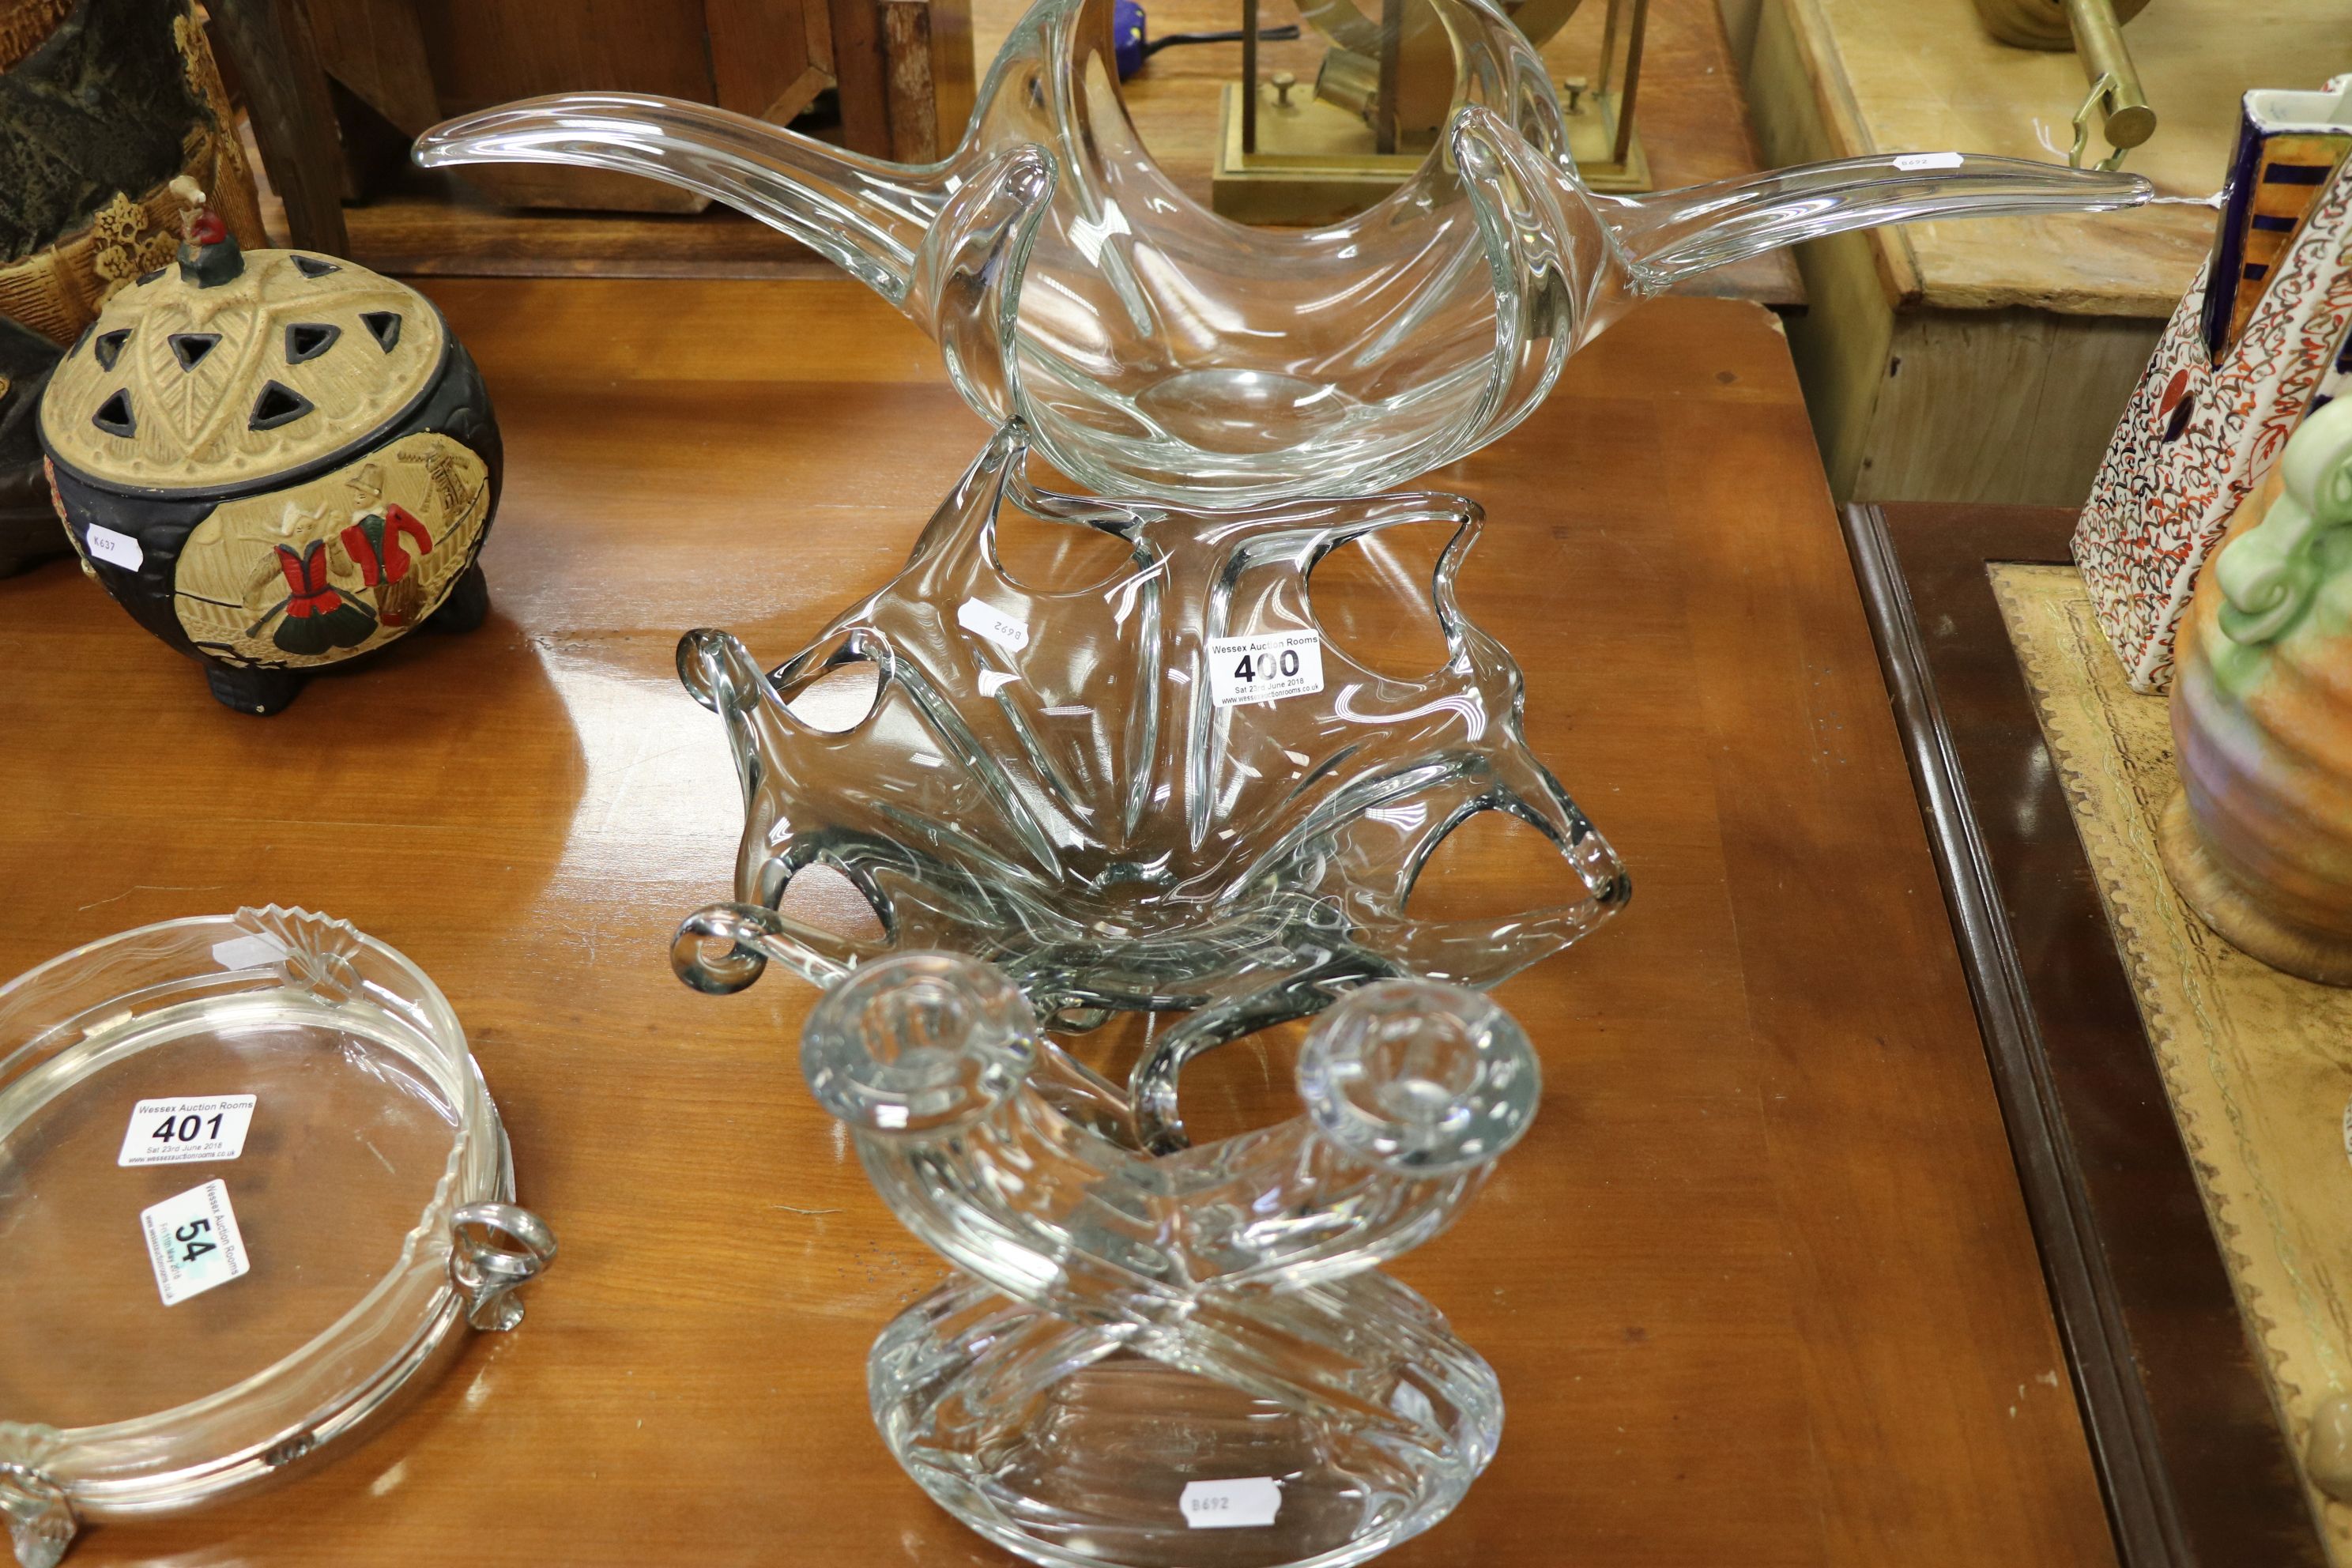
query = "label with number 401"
xmin=119 ymin=1095 xmax=257 ymax=1167
xmin=1207 ymin=631 xmax=1323 ymax=707
xmin=139 ymin=1178 xmax=251 ymax=1306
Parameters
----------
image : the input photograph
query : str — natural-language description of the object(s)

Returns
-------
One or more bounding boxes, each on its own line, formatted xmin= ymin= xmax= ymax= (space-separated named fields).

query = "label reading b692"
xmin=1179 ymin=1477 xmax=1282 ymax=1528
xmin=957 ymin=597 xmax=1031 ymax=653
xmin=1207 ymin=632 xmax=1323 ymax=707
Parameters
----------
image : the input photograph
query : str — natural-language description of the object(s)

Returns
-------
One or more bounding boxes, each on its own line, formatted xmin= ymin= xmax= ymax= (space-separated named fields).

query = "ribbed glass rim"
xmin=0 ymin=908 xmax=505 ymax=1515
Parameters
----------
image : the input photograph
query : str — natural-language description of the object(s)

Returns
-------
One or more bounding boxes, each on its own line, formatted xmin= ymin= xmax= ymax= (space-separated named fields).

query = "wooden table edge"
xmin=1838 ymin=500 xmax=2326 ymax=1568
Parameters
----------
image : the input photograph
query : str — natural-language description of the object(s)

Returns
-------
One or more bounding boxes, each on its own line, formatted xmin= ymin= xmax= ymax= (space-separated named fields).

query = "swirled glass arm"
xmin=1451 ymin=104 xmax=2154 ymax=460
xmin=416 ymin=92 xmax=963 ymax=306
xmin=822 ymin=964 xmax=1543 ymax=1306
xmin=1231 ymin=978 xmax=1540 ymax=1287
xmin=1597 ymin=152 xmax=2153 ymax=294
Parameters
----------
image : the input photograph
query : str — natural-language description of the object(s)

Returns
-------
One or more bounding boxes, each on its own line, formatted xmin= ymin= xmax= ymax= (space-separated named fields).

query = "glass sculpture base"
xmin=871 ymin=1276 xmax=1502 ymax=1568
xmin=673 ymin=420 xmax=1628 ymax=1150
xmin=805 ymin=956 xmax=1540 ymax=1568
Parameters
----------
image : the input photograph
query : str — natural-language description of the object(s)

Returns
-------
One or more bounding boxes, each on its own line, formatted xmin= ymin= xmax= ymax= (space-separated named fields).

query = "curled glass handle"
xmin=673 ymin=899 xmax=896 ymax=994
xmin=417 ymin=93 xmax=948 ymax=305
xmin=449 ymin=1203 xmax=557 ymax=1332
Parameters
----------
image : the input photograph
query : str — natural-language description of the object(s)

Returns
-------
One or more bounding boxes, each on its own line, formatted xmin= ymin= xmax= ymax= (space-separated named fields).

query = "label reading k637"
xmin=85 ymin=524 xmax=143 ymax=571
xmin=1207 ymin=632 xmax=1323 ymax=707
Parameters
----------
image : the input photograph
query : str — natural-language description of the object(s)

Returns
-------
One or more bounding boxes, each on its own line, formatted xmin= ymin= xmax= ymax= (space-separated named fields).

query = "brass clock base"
xmin=1210 ymin=79 xmax=1652 ymax=226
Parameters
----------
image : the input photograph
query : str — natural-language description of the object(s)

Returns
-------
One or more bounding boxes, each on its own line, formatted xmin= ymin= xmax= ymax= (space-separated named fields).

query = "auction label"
xmin=1894 ymin=151 xmax=1965 ymax=172
xmin=1180 ymin=1477 xmax=1282 ymax=1528
xmin=85 ymin=524 xmax=143 ymax=571
xmin=1207 ymin=631 xmax=1323 ymax=707
xmin=119 ymin=1095 xmax=258 ymax=1167
xmin=140 ymin=1178 xmax=251 ymax=1306
xmin=209 ymin=933 xmax=287 ymax=971
xmin=957 ymin=597 xmax=1031 ymax=653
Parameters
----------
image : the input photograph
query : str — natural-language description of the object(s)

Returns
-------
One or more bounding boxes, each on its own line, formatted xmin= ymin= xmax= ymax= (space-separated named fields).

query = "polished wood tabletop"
xmin=1846 ymin=502 xmax=2320 ymax=1568
xmin=0 ymin=279 xmax=2110 ymax=1565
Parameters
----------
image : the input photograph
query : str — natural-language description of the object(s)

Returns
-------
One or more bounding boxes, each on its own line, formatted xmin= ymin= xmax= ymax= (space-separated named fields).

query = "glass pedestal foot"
xmin=802 ymin=952 xmax=1540 ymax=1568
xmin=870 ymin=1274 xmax=1503 ymax=1568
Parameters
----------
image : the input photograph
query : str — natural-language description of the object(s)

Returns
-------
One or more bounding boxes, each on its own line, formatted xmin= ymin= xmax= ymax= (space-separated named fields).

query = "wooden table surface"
xmin=1845 ymin=503 xmax=2321 ymax=1568
xmin=0 ymin=280 xmax=2101 ymax=1564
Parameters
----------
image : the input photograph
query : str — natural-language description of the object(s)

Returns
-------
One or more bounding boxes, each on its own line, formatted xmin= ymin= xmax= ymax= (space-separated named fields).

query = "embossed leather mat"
xmin=1993 ymin=561 xmax=2352 ymax=1560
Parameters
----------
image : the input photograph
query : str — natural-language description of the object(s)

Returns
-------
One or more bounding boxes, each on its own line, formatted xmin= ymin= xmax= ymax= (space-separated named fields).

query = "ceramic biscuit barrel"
xmin=37 ymin=224 xmax=500 ymax=714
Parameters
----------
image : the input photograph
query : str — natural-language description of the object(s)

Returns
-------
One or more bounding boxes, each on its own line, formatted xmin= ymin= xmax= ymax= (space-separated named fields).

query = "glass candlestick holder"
xmin=802 ymin=950 xmax=1539 ymax=1568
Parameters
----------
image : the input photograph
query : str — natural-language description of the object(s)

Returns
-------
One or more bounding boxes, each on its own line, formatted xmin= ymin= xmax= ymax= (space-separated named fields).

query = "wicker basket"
xmin=0 ymin=1 xmax=264 ymax=345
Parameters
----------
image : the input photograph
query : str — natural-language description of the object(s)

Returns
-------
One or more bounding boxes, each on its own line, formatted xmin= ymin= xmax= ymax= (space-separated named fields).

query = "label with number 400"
xmin=1207 ymin=631 xmax=1323 ymax=707
xmin=139 ymin=1178 xmax=251 ymax=1306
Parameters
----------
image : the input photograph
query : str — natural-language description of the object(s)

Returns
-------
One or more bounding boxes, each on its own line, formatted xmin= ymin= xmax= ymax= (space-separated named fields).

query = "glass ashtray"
xmin=0 ymin=907 xmax=555 ymax=1567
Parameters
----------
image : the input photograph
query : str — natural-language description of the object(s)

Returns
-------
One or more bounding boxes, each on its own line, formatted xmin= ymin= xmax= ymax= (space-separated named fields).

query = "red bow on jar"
xmin=268 ymin=540 xmax=377 ymax=656
xmin=273 ymin=540 xmax=342 ymax=618
xmin=341 ymin=504 xmax=435 ymax=626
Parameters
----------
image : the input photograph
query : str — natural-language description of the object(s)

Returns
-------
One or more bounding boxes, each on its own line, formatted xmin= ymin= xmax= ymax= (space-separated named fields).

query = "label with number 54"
xmin=139 ymin=1178 xmax=251 ymax=1306
xmin=1207 ymin=631 xmax=1323 ymax=707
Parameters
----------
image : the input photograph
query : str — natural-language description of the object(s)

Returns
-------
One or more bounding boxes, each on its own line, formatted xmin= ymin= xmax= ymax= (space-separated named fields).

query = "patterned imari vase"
xmin=36 ymin=212 xmax=501 ymax=716
xmin=2076 ymin=75 xmax=2352 ymax=694
xmin=2162 ymin=396 xmax=2352 ymax=986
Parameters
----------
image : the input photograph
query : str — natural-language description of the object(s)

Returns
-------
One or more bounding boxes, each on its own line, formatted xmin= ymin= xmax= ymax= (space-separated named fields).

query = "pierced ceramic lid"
xmin=40 ymin=247 xmax=448 ymax=496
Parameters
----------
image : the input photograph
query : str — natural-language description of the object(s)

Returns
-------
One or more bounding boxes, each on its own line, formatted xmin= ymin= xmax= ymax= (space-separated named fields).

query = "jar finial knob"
xmin=171 ymin=175 xmax=243 ymax=288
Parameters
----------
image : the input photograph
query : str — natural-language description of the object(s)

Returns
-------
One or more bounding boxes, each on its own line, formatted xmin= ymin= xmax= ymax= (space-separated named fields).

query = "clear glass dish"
xmin=669 ymin=423 xmax=1624 ymax=1148
xmin=804 ymin=952 xmax=1541 ymax=1568
xmin=0 ymin=908 xmax=555 ymax=1568
xmin=413 ymin=0 xmax=2152 ymax=506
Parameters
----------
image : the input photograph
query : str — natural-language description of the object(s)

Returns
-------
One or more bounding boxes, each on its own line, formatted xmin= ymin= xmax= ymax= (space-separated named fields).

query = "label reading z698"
xmin=1207 ymin=632 xmax=1323 ymax=707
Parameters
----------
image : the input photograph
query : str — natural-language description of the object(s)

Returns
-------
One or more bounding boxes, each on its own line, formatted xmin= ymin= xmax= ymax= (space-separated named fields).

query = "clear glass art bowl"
xmin=414 ymin=0 xmax=2152 ymax=506
xmin=0 ymin=909 xmax=555 ymax=1567
xmin=805 ymin=952 xmax=1541 ymax=1568
xmin=670 ymin=423 xmax=1623 ymax=1147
